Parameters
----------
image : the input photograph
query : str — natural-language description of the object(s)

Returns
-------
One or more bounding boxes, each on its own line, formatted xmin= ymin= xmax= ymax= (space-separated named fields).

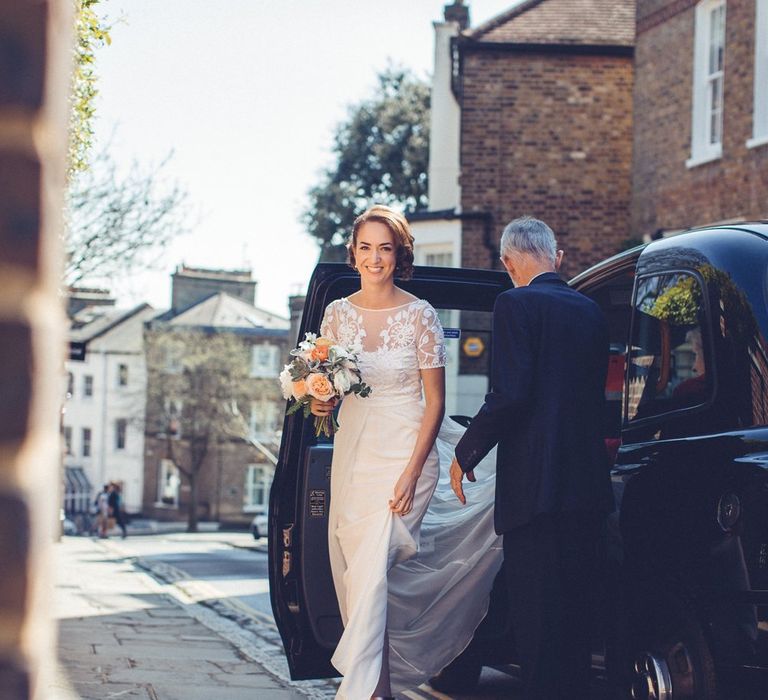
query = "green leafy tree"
xmin=304 ymin=68 xmax=430 ymax=261
xmin=145 ymin=329 xmax=253 ymax=533
xmin=70 ymin=0 xmax=111 ymax=178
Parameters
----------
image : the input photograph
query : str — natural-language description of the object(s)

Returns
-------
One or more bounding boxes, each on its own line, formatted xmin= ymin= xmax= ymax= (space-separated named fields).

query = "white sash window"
xmin=244 ymin=463 xmax=272 ymax=511
xmin=688 ymin=0 xmax=726 ymax=167
xmin=250 ymin=343 xmax=279 ymax=378
xmin=749 ymin=0 xmax=768 ymax=148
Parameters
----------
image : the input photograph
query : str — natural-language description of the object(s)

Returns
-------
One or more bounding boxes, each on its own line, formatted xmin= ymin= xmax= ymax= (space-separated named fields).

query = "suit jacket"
xmin=455 ymin=272 xmax=613 ymax=534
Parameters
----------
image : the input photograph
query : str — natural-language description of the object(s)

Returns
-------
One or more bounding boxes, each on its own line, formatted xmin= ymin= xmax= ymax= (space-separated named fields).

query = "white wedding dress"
xmin=320 ymin=297 xmax=503 ymax=699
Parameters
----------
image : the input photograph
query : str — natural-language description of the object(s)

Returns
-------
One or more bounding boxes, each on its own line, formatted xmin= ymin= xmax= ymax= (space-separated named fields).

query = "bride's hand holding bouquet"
xmin=279 ymin=333 xmax=371 ymax=438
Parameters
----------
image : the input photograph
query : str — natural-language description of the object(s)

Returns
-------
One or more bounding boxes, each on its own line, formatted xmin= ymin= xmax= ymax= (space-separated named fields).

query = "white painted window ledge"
xmin=746 ymin=134 xmax=768 ymax=150
xmin=685 ymin=150 xmax=722 ymax=169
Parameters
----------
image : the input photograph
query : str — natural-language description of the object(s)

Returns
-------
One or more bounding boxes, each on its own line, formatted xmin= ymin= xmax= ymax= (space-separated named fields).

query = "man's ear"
xmin=554 ymin=249 xmax=564 ymax=271
xmin=500 ymin=254 xmax=515 ymax=277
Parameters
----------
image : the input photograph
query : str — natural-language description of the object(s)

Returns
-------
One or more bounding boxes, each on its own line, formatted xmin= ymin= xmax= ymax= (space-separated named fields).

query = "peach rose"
xmin=291 ymin=379 xmax=308 ymax=400
xmin=306 ymin=373 xmax=335 ymax=402
xmin=310 ymin=337 xmax=333 ymax=362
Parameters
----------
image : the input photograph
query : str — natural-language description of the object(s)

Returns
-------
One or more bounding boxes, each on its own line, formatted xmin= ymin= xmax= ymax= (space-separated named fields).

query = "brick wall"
xmin=459 ymin=48 xmax=634 ymax=278
xmin=0 ymin=1 xmax=70 ymax=696
xmin=632 ymin=0 xmax=768 ymax=235
xmin=143 ymin=436 xmax=272 ymax=526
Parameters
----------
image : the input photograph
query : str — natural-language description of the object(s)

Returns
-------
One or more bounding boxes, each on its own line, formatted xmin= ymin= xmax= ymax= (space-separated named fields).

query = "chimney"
xmin=288 ymin=295 xmax=306 ymax=346
xmin=444 ymin=0 xmax=469 ymax=30
xmin=428 ymin=4 xmax=465 ymax=210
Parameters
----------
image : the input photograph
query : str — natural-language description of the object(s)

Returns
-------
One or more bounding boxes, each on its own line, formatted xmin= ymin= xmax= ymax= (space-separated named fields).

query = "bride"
xmin=311 ymin=204 xmax=502 ymax=699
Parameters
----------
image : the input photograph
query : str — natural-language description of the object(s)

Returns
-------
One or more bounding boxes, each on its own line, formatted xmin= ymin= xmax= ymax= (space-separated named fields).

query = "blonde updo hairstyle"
xmin=347 ymin=205 xmax=415 ymax=280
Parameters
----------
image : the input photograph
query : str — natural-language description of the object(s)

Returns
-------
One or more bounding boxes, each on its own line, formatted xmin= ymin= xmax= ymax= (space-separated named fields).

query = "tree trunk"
xmin=187 ymin=474 xmax=198 ymax=533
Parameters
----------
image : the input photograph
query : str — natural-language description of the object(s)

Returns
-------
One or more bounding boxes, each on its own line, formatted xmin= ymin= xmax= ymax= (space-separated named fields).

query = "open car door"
xmin=268 ymin=262 xmax=510 ymax=680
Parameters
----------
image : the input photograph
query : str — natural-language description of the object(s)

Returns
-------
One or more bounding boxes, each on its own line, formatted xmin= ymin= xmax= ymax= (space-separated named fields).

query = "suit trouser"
xmin=503 ymin=511 xmax=605 ymax=700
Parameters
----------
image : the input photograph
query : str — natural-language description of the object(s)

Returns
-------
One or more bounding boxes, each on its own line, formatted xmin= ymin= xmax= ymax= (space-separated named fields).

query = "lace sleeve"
xmin=319 ymin=300 xmax=338 ymax=342
xmin=416 ymin=302 xmax=447 ymax=369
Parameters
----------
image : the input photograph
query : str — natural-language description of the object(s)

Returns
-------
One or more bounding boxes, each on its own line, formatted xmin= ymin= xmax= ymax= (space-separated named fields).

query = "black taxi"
xmin=269 ymin=223 xmax=768 ymax=699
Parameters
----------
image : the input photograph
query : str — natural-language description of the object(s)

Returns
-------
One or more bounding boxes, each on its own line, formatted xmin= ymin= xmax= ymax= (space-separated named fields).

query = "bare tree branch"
xmin=64 ymin=150 xmax=191 ymax=286
xmin=145 ymin=328 xmax=253 ymax=532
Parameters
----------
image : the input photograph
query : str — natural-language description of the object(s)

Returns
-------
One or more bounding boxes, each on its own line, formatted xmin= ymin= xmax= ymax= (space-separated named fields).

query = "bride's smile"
xmin=353 ymin=220 xmax=397 ymax=287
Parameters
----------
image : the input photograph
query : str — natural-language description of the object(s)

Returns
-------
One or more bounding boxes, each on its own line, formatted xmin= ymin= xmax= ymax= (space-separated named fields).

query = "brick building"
xmin=632 ymin=0 xmax=768 ymax=236
xmin=454 ymin=0 xmax=636 ymax=276
xmin=142 ymin=271 xmax=289 ymax=527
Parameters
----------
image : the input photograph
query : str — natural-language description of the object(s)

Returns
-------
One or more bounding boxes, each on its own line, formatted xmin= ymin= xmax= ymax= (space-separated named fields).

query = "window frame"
xmin=117 ymin=363 xmax=129 ymax=387
xmin=81 ymin=427 xmax=91 ymax=457
xmin=115 ymin=418 xmax=127 ymax=450
xmin=243 ymin=462 xmax=272 ymax=513
xmin=624 ymin=268 xmax=716 ymax=432
xmin=156 ymin=458 xmax=180 ymax=508
xmin=419 ymin=244 xmax=455 ymax=268
xmin=163 ymin=398 xmax=183 ymax=439
xmin=687 ymin=0 xmax=727 ymax=168
xmin=748 ymin=0 xmax=768 ymax=148
xmin=249 ymin=398 xmax=278 ymax=441
xmin=83 ymin=374 xmax=93 ymax=398
xmin=250 ymin=343 xmax=279 ymax=378
xmin=63 ymin=425 xmax=73 ymax=455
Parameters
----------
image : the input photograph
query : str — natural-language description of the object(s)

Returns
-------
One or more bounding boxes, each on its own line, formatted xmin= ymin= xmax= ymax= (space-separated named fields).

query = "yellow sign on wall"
xmin=462 ymin=336 xmax=485 ymax=357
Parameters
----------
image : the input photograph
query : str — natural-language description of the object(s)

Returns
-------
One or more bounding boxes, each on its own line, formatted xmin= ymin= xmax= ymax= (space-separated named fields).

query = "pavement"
xmin=49 ymin=536 xmax=329 ymax=700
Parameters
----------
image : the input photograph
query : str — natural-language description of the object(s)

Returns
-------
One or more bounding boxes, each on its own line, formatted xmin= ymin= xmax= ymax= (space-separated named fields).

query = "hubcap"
xmin=630 ymin=652 xmax=673 ymax=700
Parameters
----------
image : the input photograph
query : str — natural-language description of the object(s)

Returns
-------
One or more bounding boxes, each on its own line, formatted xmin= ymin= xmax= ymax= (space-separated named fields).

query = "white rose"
xmin=278 ymin=366 xmax=294 ymax=400
xmin=333 ymin=367 xmax=353 ymax=394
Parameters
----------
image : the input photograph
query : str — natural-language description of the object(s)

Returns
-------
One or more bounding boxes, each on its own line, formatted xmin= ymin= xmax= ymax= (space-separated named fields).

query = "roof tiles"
xmin=467 ymin=0 xmax=636 ymax=47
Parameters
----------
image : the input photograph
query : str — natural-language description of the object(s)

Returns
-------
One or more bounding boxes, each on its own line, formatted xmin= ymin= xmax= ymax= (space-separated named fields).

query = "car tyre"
xmin=251 ymin=525 xmax=260 ymax=540
xmin=606 ymin=588 xmax=717 ymax=700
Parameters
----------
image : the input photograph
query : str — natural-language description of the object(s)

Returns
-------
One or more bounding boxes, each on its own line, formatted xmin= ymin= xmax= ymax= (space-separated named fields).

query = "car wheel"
xmin=606 ymin=590 xmax=717 ymax=700
xmin=251 ymin=525 xmax=260 ymax=540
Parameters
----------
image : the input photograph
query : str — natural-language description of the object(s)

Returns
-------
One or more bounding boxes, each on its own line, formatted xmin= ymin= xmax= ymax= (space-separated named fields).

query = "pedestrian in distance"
xmin=107 ymin=481 xmax=127 ymax=539
xmin=95 ymin=484 xmax=110 ymax=539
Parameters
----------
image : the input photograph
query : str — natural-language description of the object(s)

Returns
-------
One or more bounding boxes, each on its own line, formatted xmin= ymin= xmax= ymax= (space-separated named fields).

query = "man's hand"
xmin=449 ymin=457 xmax=475 ymax=505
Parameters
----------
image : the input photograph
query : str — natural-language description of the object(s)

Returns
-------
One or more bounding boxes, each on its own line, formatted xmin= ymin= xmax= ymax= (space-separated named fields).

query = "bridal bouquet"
xmin=279 ymin=333 xmax=371 ymax=437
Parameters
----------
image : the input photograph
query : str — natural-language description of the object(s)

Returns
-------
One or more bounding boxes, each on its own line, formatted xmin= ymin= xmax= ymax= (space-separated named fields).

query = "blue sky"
xmin=92 ymin=0 xmax=519 ymax=316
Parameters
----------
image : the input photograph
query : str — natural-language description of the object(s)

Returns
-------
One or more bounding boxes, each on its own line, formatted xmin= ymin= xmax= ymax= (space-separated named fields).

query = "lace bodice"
xmin=320 ymin=297 xmax=446 ymax=403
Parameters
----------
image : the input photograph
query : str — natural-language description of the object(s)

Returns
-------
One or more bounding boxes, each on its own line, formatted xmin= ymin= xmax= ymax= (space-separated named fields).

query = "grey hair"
xmin=500 ymin=216 xmax=557 ymax=265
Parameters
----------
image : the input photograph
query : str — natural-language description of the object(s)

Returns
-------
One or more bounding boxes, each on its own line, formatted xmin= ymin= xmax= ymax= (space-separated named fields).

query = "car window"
xmin=627 ymin=272 xmax=712 ymax=424
xmin=579 ymin=267 xmax=635 ymax=461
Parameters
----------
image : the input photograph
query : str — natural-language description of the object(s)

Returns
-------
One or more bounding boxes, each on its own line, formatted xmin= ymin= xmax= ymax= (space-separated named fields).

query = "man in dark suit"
xmin=450 ymin=216 xmax=612 ymax=699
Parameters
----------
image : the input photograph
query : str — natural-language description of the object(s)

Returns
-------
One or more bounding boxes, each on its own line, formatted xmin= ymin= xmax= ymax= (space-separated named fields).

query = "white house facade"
xmin=65 ymin=304 xmax=157 ymax=513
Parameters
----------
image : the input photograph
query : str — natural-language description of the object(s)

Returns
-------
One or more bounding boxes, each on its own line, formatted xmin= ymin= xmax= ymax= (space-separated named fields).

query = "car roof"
xmin=638 ymin=223 xmax=768 ymax=277
xmin=571 ymin=222 xmax=768 ymax=288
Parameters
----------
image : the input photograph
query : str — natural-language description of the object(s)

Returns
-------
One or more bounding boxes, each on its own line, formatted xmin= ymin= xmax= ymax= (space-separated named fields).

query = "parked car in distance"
xmin=269 ymin=223 xmax=768 ymax=699
xmin=250 ymin=513 xmax=268 ymax=540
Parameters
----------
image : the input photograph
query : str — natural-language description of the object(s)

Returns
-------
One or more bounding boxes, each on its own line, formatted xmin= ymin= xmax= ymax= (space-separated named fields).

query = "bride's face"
xmin=354 ymin=221 xmax=397 ymax=284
